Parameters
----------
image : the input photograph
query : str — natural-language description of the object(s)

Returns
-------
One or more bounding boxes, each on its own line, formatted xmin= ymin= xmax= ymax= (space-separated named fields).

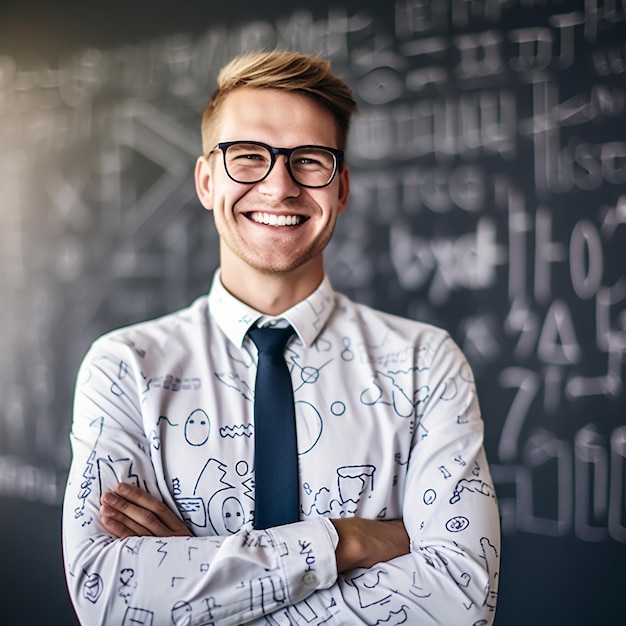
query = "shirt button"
xmin=302 ymin=572 xmax=318 ymax=586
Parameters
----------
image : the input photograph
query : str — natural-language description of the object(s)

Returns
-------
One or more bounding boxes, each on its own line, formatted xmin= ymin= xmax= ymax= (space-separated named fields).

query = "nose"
xmin=256 ymin=155 xmax=301 ymax=198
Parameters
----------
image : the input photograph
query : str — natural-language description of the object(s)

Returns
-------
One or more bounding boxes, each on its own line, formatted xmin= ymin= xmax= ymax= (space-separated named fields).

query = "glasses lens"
xmin=289 ymin=147 xmax=337 ymax=187
xmin=224 ymin=143 xmax=272 ymax=183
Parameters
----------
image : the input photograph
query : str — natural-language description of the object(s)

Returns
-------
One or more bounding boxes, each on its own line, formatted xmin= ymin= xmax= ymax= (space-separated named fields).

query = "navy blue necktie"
xmin=248 ymin=325 xmax=300 ymax=529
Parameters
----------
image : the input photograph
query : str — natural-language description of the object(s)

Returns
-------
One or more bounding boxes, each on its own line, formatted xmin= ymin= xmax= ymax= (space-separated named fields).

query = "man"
xmin=63 ymin=50 xmax=500 ymax=625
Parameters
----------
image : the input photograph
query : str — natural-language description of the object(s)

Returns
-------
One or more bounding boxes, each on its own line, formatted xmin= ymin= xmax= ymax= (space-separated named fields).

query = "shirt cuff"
xmin=267 ymin=517 xmax=339 ymax=601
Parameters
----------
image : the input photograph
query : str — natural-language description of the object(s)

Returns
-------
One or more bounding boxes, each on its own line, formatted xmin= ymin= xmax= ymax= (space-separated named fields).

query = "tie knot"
xmin=248 ymin=325 xmax=294 ymax=354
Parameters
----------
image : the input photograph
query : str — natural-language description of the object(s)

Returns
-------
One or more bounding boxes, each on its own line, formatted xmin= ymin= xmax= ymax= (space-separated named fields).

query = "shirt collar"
xmin=208 ymin=270 xmax=336 ymax=348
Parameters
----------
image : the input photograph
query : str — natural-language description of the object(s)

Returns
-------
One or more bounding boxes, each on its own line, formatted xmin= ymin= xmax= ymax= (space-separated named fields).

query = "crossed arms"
xmin=100 ymin=483 xmax=410 ymax=573
xmin=63 ymin=333 xmax=500 ymax=625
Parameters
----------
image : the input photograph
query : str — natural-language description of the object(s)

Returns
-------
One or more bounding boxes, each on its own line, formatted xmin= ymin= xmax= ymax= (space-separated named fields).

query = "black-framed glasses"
xmin=211 ymin=140 xmax=344 ymax=189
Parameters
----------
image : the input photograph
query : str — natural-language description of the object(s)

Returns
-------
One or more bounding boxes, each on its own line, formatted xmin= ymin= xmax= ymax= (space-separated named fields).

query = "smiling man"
xmin=63 ymin=50 xmax=500 ymax=626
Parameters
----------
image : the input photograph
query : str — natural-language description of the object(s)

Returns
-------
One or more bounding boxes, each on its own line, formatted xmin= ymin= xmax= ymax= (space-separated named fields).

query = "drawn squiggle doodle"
xmin=156 ymin=415 xmax=178 ymax=427
xmin=219 ymin=424 xmax=253 ymax=438
xmin=449 ymin=479 xmax=497 ymax=504
xmin=303 ymin=486 xmax=332 ymax=516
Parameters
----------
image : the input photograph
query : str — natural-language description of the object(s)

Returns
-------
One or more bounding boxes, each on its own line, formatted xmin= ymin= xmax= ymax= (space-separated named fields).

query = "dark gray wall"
xmin=1 ymin=1 xmax=625 ymax=624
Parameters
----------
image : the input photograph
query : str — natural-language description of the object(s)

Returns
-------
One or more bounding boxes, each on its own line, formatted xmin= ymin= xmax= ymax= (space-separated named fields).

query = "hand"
xmin=331 ymin=517 xmax=410 ymax=573
xmin=100 ymin=483 xmax=193 ymax=538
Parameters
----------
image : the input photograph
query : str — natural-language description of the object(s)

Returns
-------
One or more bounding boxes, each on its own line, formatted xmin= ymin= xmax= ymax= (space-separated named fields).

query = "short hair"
xmin=201 ymin=50 xmax=358 ymax=155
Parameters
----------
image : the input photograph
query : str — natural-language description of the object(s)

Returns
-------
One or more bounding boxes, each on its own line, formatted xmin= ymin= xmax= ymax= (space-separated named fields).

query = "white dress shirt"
xmin=63 ymin=271 xmax=500 ymax=625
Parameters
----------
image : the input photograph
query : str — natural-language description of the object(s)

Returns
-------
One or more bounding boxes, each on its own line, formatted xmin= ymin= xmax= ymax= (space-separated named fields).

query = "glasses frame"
xmin=211 ymin=140 xmax=345 ymax=189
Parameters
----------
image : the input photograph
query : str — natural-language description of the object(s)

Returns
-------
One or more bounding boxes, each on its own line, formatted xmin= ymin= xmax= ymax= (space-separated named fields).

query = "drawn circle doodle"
xmin=295 ymin=401 xmax=323 ymax=454
xmin=82 ymin=573 xmax=103 ymax=604
xmin=423 ymin=489 xmax=437 ymax=505
xmin=235 ymin=460 xmax=249 ymax=476
xmin=171 ymin=601 xmax=193 ymax=623
xmin=446 ymin=516 xmax=470 ymax=533
xmin=331 ymin=401 xmax=346 ymax=416
xmin=300 ymin=366 xmax=320 ymax=385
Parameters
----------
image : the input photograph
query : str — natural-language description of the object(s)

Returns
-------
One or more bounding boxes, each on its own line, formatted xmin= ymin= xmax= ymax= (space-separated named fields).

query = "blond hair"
xmin=201 ymin=50 xmax=358 ymax=154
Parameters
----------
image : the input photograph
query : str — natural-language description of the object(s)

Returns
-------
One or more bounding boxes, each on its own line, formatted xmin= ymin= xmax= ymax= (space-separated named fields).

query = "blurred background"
xmin=0 ymin=0 xmax=625 ymax=624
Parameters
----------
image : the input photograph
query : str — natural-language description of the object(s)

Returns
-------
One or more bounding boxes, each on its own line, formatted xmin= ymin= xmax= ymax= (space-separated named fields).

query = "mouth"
xmin=246 ymin=211 xmax=307 ymax=227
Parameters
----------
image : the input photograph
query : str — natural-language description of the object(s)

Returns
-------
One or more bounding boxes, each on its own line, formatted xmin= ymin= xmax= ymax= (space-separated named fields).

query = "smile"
xmin=248 ymin=212 xmax=305 ymax=227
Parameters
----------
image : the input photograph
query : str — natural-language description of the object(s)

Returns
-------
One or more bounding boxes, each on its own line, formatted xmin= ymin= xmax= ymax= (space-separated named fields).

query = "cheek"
xmin=216 ymin=182 xmax=251 ymax=211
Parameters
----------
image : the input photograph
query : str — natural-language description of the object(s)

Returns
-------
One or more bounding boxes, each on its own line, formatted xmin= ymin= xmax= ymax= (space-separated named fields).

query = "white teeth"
xmin=250 ymin=212 xmax=302 ymax=226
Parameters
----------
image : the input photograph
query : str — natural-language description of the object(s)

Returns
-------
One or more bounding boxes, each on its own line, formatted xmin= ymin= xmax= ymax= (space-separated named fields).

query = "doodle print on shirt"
xmin=303 ymin=465 xmax=376 ymax=518
xmin=82 ymin=572 xmax=103 ymax=604
xmin=122 ymin=606 xmax=154 ymax=625
xmin=118 ymin=568 xmax=136 ymax=604
xmin=63 ymin=275 xmax=500 ymax=625
xmin=481 ymin=537 xmax=500 ymax=612
xmin=184 ymin=409 xmax=211 ymax=446
xmin=360 ymin=367 xmax=430 ymax=420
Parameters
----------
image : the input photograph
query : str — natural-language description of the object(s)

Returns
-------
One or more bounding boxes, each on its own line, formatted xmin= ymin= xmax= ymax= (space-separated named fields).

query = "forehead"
xmin=217 ymin=87 xmax=339 ymax=147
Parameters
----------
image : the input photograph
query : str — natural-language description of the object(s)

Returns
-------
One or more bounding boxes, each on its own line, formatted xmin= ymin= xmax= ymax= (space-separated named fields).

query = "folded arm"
xmin=64 ymin=334 xmax=500 ymax=625
xmin=100 ymin=482 xmax=410 ymax=572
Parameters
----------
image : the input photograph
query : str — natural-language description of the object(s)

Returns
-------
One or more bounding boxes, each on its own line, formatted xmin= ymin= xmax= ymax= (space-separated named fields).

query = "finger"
xmin=113 ymin=483 xmax=191 ymax=535
xmin=101 ymin=491 xmax=174 ymax=537
xmin=113 ymin=484 xmax=191 ymax=535
xmin=100 ymin=505 xmax=154 ymax=538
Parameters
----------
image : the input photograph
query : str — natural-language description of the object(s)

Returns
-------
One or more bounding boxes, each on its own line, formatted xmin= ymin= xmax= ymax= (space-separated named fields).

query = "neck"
xmin=219 ymin=260 xmax=324 ymax=315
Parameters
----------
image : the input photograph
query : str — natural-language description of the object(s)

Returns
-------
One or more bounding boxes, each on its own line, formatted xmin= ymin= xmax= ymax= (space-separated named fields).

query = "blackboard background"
xmin=1 ymin=1 xmax=625 ymax=624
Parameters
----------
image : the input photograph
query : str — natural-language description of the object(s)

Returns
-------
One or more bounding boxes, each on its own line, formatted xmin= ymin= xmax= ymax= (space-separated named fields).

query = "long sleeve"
xmin=339 ymin=333 xmax=500 ymax=624
xmin=62 ymin=283 xmax=500 ymax=625
xmin=62 ymin=338 xmax=339 ymax=626
xmin=244 ymin=333 xmax=500 ymax=626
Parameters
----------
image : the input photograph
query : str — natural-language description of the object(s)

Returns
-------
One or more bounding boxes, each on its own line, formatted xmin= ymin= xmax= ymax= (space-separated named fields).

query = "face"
xmin=195 ymin=87 xmax=350 ymax=287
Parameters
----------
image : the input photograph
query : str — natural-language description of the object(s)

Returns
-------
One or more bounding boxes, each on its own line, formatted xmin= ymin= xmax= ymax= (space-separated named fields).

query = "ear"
xmin=195 ymin=156 xmax=213 ymax=211
xmin=336 ymin=164 xmax=350 ymax=215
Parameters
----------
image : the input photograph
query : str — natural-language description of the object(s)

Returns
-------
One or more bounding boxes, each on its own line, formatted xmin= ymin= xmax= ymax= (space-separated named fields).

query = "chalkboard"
xmin=1 ymin=1 xmax=625 ymax=624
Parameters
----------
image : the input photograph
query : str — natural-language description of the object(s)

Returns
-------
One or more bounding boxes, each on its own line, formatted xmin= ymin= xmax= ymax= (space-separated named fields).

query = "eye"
xmin=227 ymin=143 xmax=270 ymax=163
xmin=291 ymin=148 xmax=334 ymax=170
